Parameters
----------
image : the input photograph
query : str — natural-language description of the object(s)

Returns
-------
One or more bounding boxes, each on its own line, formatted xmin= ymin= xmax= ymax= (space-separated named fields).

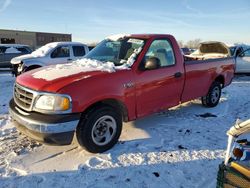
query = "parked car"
xmin=181 ymin=47 xmax=191 ymax=55
xmin=11 ymin=42 xmax=89 ymax=76
xmin=229 ymin=44 xmax=250 ymax=56
xmin=229 ymin=45 xmax=245 ymax=57
xmin=0 ymin=44 xmax=32 ymax=68
xmin=235 ymin=48 xmax=250 ymax=73
xmin=9 ymin=34 xmax=235 ymax=153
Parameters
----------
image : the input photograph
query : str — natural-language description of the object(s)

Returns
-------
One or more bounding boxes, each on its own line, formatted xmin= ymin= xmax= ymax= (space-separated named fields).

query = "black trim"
xmin=185 ymin=57 xmax=234 ymax=65
xmin=12 ymin=64 xmax=19 ymax=76
xmin=14 ymin=121 xmax=74 ymax=145
xmin=9 ymin=98 xmax=81 ymax=124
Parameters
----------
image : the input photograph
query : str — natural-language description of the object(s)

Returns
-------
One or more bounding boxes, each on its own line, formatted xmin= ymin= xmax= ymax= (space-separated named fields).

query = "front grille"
xmin=14 ymin=84 xmax=34 ymax=111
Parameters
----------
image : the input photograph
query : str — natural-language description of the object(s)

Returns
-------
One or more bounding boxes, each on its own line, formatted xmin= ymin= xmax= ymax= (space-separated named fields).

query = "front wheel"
xmin=76 ymin=106 xmax=122 ymax=153
xmin=201 ymin=81 xmax=222 ymax=107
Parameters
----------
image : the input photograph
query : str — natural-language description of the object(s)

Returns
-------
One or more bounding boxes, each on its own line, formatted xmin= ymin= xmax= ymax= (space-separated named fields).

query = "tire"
xmin=76 ymin=106 xmax=122 ymax=153
xmin=201 ymin=81 xmax=221 ymax=107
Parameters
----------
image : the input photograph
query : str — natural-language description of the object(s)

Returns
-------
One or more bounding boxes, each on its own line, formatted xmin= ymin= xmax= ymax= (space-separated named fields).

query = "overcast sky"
xmin=0 ymin=0 xmax=250 ymax=44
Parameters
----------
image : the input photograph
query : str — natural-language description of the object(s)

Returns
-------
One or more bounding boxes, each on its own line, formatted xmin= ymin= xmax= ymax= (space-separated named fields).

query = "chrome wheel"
xmin=91 ymin=115 xmax=117 ymax=146
xmin=211 ymin=86 xmax=220 ymax=103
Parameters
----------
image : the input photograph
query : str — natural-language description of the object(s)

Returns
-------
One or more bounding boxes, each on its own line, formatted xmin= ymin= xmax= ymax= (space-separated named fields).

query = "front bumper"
xmin=9 ymin=99 xmax=81 ymax=145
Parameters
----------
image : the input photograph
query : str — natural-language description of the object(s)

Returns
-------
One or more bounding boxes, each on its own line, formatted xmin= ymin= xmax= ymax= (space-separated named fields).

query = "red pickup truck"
xmin=9 ymin=34 xmax=235 ymax=153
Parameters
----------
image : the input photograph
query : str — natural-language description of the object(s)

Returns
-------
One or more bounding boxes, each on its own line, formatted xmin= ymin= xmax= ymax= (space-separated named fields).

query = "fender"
xmin=22 ymin=59 xmax=44 ymax=67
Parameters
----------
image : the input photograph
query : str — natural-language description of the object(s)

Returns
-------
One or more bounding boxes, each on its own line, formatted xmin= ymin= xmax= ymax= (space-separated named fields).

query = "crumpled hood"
xmin=198 ymin=41 xmax=230 ymax=56
xmin=16 ymin=58 xmax=117 ymax=93
xmin=10 ymin=54 xmax=41 ymax=64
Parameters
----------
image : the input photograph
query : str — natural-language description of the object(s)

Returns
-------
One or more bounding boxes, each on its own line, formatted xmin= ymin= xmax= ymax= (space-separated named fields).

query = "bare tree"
xmin=87 ymin=42 xmax=99 ymax=47
xmin=185 ymin=39 xmax=202 ymax=49
xmin=178 ymin=40 xmax=184 ymax=48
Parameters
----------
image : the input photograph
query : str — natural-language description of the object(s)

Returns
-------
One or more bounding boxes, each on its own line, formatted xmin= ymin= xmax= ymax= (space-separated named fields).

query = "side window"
xmin=235 ymin=47 xmax=244 ymax=57
xmin=51 ymin=46 xmax=70 ymax=58
xmin=145 ymin=39 xmax=175 ymax=68
xmin=239 ymin=49 xmax=250 ymax=58
xmin=244 ymin=49 xmax=250 ymax=57
xmin=0 ymin=47 xmax=6 ymax=54
xmin=16 ymin=47 xmax=29 ymax=53
xmin=73 ymin=46 xmax=85 ymax=57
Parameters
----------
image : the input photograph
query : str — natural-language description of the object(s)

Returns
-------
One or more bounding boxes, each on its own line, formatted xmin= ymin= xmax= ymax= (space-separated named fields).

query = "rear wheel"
xmin=201 ymin=81 xmax=221 ymax=107
xmin=76 ymin=106 xmax=122 ymax=153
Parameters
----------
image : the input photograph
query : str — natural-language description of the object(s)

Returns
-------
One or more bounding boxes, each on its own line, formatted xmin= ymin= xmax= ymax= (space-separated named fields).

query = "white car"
xmin=11 ymin=42 xmax=89 ymax=76
xmin=235 ymin=48 xmax=250 ymax=73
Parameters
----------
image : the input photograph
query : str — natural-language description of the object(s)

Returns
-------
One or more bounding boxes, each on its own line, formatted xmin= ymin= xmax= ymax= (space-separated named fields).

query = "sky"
xmin=0 ymin=0 xmax=250 ymax=45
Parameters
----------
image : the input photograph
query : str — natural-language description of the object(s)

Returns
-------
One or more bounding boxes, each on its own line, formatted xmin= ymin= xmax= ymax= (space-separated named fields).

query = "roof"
xmin=130 ymin=34 xmax=173 ymax=39
xmin=105 ymin=34 xmax=174 ymax=41
xmin=0 ymin=44 xmax=30 ymax=47
xmin=46 ymin=41 xmax=86 ymax=46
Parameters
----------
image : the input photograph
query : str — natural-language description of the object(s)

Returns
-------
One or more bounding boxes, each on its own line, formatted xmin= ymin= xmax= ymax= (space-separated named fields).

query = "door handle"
xmin=174 ymin=72 xmax=182 ymax=78
xmin=68 ymin=58 xmax=72 ymax=61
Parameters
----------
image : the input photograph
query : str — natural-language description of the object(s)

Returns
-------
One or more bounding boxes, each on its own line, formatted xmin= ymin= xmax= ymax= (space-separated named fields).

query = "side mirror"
xmin=143 ymin=57 xmax=160 ymax=70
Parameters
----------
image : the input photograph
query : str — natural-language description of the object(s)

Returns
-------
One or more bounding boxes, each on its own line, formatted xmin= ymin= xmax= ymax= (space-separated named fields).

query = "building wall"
xmin=36 ymin=32 xmax=72 ymax=48
xmin=0 ymin=29 xmax=36 ymax=49
xmin=0 ymin=29 xmax=71 ymax=50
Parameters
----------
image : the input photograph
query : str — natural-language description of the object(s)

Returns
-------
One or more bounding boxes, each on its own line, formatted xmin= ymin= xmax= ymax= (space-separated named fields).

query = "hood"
xmin=16 ymin=68 xmax=110 ymax=93
xmin=16 ymin=58 xmax=117 ymax=92
xmin=197 ymin=41 xmax=230 ymax=56
xmin=11 ymin=54 xmax=42 ymax=64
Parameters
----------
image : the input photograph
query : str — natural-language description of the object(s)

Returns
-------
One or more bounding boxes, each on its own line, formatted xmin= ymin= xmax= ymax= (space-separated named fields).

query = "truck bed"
xmin=181 ymin=57 xmax=235 ymax=102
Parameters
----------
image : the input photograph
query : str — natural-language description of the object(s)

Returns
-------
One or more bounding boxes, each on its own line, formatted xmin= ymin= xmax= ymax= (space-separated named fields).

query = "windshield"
xmin=85 ymin=37 xmax=145 ymax=66
xmin=31 ymin=43 xmax=58 ymax=57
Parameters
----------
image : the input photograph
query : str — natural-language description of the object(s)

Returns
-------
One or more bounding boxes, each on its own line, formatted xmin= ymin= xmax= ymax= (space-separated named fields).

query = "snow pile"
xmin=31 ymin=42 xmax=58 ymax=57
xmin=4 ymin=47 xmax=21 ymax=54
xmin=32 ymin=58 xmax=116 ymax=81
xmin=105 ymin=34 xmax=131 ymax=41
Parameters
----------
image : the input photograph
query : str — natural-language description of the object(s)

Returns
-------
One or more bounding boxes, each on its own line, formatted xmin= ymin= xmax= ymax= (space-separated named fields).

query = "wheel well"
xmin=215 ymin=75 xmax=225 ymax=87
xmin=82 ymin=99 xmax=129 ymax=122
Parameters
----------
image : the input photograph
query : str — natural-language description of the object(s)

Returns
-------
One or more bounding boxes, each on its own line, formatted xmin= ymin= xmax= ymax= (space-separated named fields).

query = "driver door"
xmin=135 ymin=39 xmax=185 ymax=118
xmin=47 ymin=45 xmax=71 ymax=65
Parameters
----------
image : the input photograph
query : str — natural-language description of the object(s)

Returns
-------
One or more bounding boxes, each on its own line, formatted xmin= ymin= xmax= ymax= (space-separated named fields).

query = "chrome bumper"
xmin=9 ymin=99 xmax=80 ymax=134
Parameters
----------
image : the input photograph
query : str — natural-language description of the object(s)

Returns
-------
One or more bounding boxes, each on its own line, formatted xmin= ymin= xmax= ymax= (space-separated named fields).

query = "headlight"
xmin=17 ymin=63 xmax=24 ymax=73
xmin=34 ymin=94 xmax=71 ymax=113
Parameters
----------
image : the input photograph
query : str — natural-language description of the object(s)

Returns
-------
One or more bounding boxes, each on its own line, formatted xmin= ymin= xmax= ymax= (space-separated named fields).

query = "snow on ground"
xmin=0 ymin=72 xmax=250 ymax=188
